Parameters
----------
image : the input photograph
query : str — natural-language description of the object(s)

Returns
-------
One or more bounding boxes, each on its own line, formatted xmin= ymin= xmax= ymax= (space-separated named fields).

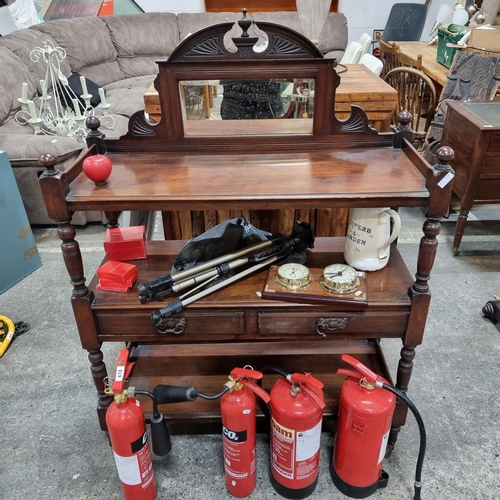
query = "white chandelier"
xmin=15 ymin=38 xmax=114 ymax=142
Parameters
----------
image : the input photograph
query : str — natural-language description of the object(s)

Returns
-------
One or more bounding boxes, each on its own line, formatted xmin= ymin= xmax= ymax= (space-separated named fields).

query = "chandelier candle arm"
xmin=72 ymin=99 xmax=82 ymax=119
xmin=98 ymin=88 xmax=107 ymax=107
xmin=27 ymin=100 xmax=37 ymax=120
xmin=40 ymin=80 xmax=47 ymax=100
xmin=80 ymin=75 xmax=89 ymax=97
xmin=21 ymin=83 xmax=28 ymax=103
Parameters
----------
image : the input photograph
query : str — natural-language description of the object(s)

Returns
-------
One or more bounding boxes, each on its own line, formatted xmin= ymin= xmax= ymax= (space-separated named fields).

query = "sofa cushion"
xmin=317 ymin=12 xmax=348 ymax=56
xmin=101 ymin=74 xmax=155 ymax=119
xmin=33 ymin=17 xmax=124 ymax=86
xmin=103 ymin=13 xmax=180 ymax=78
xmin=0 ymin=29 xmax=72 ymax=94
xmin=0 ymin=133 xmax=83 ymax=165
xmin=0 ymin=47 xmax=37 ymax=126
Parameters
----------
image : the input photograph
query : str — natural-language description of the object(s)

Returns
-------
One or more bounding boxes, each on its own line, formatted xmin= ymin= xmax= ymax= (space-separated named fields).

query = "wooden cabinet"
xmin=441 ymin=101 xmax=500 ymax=254
xmin=39 ymin=13 xmax=454 ymax=456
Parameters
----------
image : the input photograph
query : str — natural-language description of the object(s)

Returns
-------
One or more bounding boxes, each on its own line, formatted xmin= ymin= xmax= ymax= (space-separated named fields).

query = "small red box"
xmin=97 ymin=260 xmax=138 ymax=285
xmin=104 ymin=226 xmax=147 ymax=261
xmin=96 ymin=279 xmax=131 ymax=293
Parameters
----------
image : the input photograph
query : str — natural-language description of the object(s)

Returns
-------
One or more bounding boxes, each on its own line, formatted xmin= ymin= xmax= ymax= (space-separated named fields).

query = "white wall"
xmin=135 ymin=0 xmax=458 ymax=40
xmin=135 ymin=0 xmax=205 ymax=13
xmin=339 ymin=0 xmax=456 ymax=44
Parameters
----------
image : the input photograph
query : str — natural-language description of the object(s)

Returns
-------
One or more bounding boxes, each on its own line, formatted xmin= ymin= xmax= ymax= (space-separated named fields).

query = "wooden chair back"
xmin=397 ymin=50 xmax=422 ymax=70
xmin=384 ymin=67 xmax=437 ymax=151
xmin=379 ymin=40 xmax=399 ymax=78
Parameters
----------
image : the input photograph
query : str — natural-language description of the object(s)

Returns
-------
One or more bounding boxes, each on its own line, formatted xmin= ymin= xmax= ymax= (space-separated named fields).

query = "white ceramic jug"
xmin=344 ymin=207 xmax=401 ymax=271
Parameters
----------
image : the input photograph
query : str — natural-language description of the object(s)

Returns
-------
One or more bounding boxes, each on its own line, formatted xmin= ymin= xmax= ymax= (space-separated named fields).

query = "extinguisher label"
xmin=112 ymin=430 xmax=153 ymax=487
xmin=223 ymin=425 xmax=254 ymax=479
xmin=271 ymin=417 xmax=321 ymax=481
xmin=113 ymin=452 xmax=141 ymax=485
xmin=296 ymin=420 xmax=321 ymax=462
xmin=131 ymin=430 xmax=148 ymax=453
xmin=378 ymin=430 xmax=390 ymax=464
xmin=223 ymin=425 xmax=248 ymax=443
xmin=271 ymin=417 xmax=295 ymax=479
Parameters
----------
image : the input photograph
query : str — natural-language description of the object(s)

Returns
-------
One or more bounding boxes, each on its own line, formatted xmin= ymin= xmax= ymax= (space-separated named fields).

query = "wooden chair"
xmin=379 ymin=40 xmax=399 ymax=78
xmin=397 ymin=50 xmax=422 ymax=70
xmin=384 ymin=67 xmax=437 ymax=151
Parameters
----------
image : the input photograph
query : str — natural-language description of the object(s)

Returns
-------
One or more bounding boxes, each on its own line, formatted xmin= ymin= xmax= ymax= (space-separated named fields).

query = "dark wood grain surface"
xmin=65 ymin=148 xmax=429 ymax=212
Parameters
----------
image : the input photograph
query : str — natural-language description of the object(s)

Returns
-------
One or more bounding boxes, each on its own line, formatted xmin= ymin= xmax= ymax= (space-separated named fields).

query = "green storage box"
xmin=437 ymin=23 xmax=468 ymax=69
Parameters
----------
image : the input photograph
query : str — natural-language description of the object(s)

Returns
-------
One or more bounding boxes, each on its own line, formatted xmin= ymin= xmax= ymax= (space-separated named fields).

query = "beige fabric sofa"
xmin=0 ymin=11 xmax=348 ymax=225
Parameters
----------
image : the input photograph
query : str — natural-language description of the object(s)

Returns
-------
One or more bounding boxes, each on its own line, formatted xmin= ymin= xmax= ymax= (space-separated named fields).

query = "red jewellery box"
xmin=96 ymin=260 xmax=138 ymax=292
xmin=97 ymin=260 xmax=138 ymax=285
xmin=103 ymin=226 xmax=147 ymax=261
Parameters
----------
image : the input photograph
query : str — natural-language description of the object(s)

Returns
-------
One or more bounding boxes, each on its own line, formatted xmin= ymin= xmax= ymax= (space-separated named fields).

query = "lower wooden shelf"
xmin=128 ymin=338 xmax=394 ymax=433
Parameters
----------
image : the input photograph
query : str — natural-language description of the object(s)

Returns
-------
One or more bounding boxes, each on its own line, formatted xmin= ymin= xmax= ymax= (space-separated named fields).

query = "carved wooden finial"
xmin=393 ymin=110 xmax=413 ymax=149
xmin=86 ymin=116 xmax=106 ymax=154
xmin=435 ymin=146 xmax=454 ymax=170
xmin=238 ymin=8 xmax=251 ymax=37
xmin=397 ymin=110 xmax=412 ymax=126
xmin=38 ymin=153 xmax=58 ymax=176
xmin=86 ymin=115 xmax=101 ymax=132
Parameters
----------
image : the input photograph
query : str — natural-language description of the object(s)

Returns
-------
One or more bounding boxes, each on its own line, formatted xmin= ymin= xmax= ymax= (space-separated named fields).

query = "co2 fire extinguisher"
xmin=105 ymin=349 xmax=172 ymax=500
xmin=332 ymin=354 xmax=427 ymax=500
xmin=220 ymin=367 xmax=271 ymax=498
xmin=263 ymin=366 xmax=325 ymax=500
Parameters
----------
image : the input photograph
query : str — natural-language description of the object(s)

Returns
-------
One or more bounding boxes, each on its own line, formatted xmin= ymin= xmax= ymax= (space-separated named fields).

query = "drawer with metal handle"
xmin=95 ymin=310 xmax=245 ymax=341
xmin=257 ymin=311 xmax=408 ymax=339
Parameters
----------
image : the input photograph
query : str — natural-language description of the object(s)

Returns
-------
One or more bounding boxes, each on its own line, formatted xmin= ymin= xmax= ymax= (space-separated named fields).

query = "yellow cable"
xmin=0 ymin=315 xmax=16 ymax=358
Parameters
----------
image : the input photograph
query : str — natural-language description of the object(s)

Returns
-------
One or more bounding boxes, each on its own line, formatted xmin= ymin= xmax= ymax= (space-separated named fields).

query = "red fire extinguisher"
xmin=105 ymin=349 xmax=172 ymax=500
xmin=220 ymin=367 xmax=271 ymax=498
xmin=265 ymin=367 xmax=325 ymax=499
xmin=331 ymin=354 xmax=396 ymax=498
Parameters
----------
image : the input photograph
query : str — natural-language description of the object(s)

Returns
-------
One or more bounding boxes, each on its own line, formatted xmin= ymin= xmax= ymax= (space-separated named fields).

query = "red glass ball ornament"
xmin=82 ymin=155 xmax=113 ymax=185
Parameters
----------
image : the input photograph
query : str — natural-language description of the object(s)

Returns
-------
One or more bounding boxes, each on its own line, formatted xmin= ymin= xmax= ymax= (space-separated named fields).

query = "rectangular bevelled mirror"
xmin=180 ymin=78 xmax=315 ymax=137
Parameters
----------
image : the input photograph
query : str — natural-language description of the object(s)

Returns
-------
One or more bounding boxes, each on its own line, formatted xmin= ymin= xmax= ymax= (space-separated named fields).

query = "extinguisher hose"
xmin=259 ymin=365 xmax=290 ymax=379
xmin=381 ymin=384 xmax=426 ymax=500
xmin=256 ymin=365 xmax=291 ymax=422
xmin=192 ymin=387 xmax=230 ymax=400
xmin=135 ymin=389 xmax=162 ymax=419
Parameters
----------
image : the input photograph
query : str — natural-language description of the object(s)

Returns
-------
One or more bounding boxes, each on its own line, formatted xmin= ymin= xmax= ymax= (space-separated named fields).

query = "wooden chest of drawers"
xmin=442 ymin=101 xmax=500 ymax=254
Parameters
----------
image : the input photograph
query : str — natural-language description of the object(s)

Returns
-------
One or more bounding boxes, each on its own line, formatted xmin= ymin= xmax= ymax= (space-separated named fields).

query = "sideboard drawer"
xmin=96 ymin=311 xmax=245 ymax=340
xmin=257 ymin=311 xmax=408 ymax=339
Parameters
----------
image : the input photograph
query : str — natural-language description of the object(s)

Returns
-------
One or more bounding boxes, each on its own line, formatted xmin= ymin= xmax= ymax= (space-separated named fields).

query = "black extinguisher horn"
xmin=150 ymin=410 xmax=172 ymax=457
xmin=134 ymin=389 xmax=172 ymax=456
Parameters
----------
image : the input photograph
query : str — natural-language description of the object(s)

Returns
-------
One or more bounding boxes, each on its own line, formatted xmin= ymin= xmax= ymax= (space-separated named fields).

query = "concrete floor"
xmin=1 ymin=206 xmax=499 ymax=499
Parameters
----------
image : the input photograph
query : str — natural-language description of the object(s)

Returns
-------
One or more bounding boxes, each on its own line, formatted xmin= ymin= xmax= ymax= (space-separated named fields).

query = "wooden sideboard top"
xmin=65 ymin=145 xmax=430 ymax=212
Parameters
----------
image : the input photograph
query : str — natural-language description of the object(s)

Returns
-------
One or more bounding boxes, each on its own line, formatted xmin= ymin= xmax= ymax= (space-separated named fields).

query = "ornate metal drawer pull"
xmin=155 ymin=317 xmax=187 ymax=335
xmin=316 ymin=317 xmax=349 ymax=337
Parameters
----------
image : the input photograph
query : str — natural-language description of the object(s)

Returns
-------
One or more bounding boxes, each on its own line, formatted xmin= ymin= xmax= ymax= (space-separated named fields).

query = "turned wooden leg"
xmin=89 ymin=349 xmax=113 ymax=431
xmin=386 ymin=344 xmax=416 ymax=457
xmin=453 ymin=207 xmax=470 ymax=255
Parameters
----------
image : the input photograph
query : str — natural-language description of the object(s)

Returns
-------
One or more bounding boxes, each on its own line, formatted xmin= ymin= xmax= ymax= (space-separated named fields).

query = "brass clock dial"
xmin=320 ymin=263 xmax=360 ymax=294
xmin=274 ymin=263 xmax=313 ymax=290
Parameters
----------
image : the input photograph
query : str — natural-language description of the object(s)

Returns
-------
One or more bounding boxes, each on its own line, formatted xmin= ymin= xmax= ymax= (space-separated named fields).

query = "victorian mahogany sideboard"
xmin=39 ymin=14 xmax=454 ymax=456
